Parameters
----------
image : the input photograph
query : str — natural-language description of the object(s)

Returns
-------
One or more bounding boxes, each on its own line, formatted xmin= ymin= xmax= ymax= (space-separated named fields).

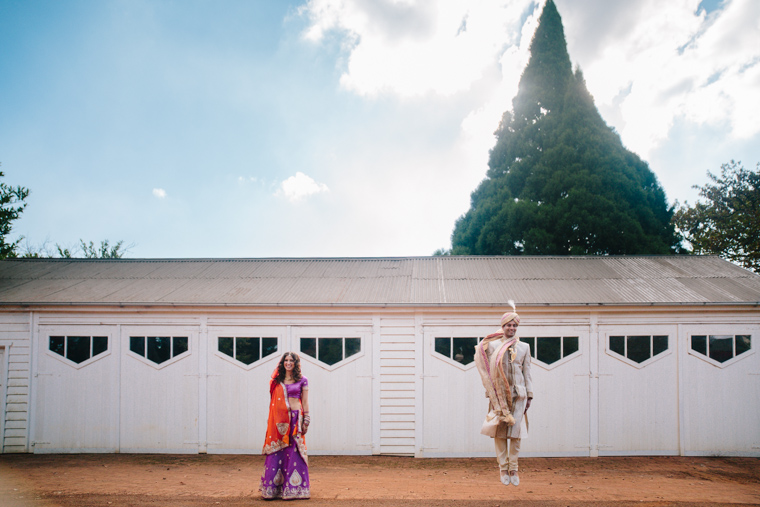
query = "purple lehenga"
xmin=260 ymin=410 xmax=310 ymax=500
xmin=260 ymin=377 xmax=310 ymax=500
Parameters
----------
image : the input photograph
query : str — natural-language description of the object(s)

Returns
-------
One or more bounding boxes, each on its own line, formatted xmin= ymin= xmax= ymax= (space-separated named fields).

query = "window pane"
xmin=522 ymin=337 xmax=535 ymax=358
xmin=236 ymin=337 xmax=260 ymax=365
xmin=563 ymin=336 xmax=579 ymax=357
xmin=218 ymin=337 xmax=233 ymax=357
xmin=453 ymin=337 xmax=477 ymax=365
xmin=709 ymin=335 xmax=733 ymax=363
xmin=345 ymin=338 xmax=361 ymax=359
xmin=262 ymin=337 xmax=278 ymax=358
xmin=50 ymin=336 xmax=65 ymax=356
xmin=173 ymin=336 xmax=188 ymax=357
xmin=609 ymin=336 xmax=625 ymax=356
xmin=627 ymin=336 xmax=651 ymax=363
xmin=92 ymin=336 xmax=108 ymax=356
xmin=130 ymin=336 xmax=145 ymax=356
xmin=653 ymin=335 xmax=668 ymax=357
xmin=147 ymin=336 xmax=171 ymax=364
xmin=537 ymin=337 xmax=561 ymax=364
xmin=67 ymin=336 xmax=91 ymax=364
xmin=318 ymin=338 xmax=342 ymax=366
xmin=434 ymin=337 xmax=451 ymax=358
xmin=301 ymin=338 xmax=316 ymax=359
xmin=736 ymin=335 xmax=751 ymax=356
xmin=691 ymin=335 xmax=707 ymax=356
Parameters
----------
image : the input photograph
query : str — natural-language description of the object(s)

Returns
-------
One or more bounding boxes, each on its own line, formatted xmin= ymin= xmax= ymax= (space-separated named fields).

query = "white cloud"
xmin=277 ymin=172 xmax=330 ymax=202
xmin=152 ymin=188 xmax=167 ymax=198
xmin=565 ymin=0 xmax=760 ymax=158
xmin=301 ymin=0 xmax=759 ymax=161
xmin=300 ymin=0 xmax=534 ymax=97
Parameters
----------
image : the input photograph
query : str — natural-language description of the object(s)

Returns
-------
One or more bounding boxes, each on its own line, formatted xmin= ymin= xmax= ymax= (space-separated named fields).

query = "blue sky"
xmin=2 ymin=0 xmax=758 ymax=258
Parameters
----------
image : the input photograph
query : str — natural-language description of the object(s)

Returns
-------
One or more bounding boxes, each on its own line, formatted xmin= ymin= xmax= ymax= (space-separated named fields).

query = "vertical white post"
xmin=588 ymin=312 xmax=599 ymax=457
xmin=198 ymin=315 xmax=208 ymax=453
xmin=414 ymin=313 xmax=424 ymax=457
xmin=27 ymin=311 xmax=37 ymax=453
xmin=677 ymin=323 xmax=686 ymax=456
xmin=372 ymin=315 xmax=381 ymax=455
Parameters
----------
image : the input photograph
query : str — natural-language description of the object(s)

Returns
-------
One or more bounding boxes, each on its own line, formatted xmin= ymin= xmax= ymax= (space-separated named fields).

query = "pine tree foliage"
xmin=451 ymin=0 xmax=678 ymax=255
xmin=0 ymin=168 xmax=29 ymax=259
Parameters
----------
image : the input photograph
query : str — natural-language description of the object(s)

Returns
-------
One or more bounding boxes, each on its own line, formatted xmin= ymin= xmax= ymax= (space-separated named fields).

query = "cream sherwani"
xmin=486 ymin=337 xmax=533 ymax=439
xmin=484 ymin=336 xmax=533 ymax=472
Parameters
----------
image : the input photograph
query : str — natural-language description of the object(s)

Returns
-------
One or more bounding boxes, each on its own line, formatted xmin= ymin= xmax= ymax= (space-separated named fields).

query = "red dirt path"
xmin=1 ymin=454 xmax=759 ymax=506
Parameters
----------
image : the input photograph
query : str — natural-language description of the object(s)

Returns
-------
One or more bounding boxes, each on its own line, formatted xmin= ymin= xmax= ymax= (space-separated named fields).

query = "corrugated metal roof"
xmin=0 ymin=256 xmax=758 ymax=307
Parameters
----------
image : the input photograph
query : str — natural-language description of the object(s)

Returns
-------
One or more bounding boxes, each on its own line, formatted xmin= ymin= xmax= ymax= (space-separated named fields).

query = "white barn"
xmin=0 ymin=256 xmax=758 ymax=457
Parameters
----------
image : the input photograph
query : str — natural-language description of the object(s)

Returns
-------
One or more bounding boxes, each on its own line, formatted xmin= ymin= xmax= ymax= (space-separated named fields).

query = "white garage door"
xmin=205 ymin=326 xmax=285 ymax=453
xmin=421 ymin=326 xmax=493 ymax=457
xmin=520 ymin=325 xmax=590 ymax=456
xmin=119 ymin=326 xmax=199 ymax=453
xmin=293 ymin=326 xmax=373 ymax=454
xmin=34 ymin=325 xmax=119 ymax=452
xmin=681 ymin=324 xmax=760 ymax=456
xmin=422 ymin=325 xmax=589 ymax=457
xmin=597 ymin=324 xmax=679 ymax=455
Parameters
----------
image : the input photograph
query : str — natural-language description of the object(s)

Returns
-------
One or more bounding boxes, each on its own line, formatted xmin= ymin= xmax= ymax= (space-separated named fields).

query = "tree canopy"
xmin=0 ymin=168 xmax=30 ymax=259
xmin=673 ymin=161 xmax=760 ymax=273
xmin=21 ymin=239 xmax=131 ymax=259
xmin=450 ymin=0 xmax=678 ymax=256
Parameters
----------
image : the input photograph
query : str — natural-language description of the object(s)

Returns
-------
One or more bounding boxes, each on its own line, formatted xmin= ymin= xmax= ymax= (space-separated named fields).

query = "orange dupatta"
xmin=262 ymin=375 xmax=308 ymax=461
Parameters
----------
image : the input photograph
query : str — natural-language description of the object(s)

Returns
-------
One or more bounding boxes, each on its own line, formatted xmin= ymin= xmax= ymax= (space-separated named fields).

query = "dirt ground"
xmin=0 ymin=454 xmax=758 ymax=507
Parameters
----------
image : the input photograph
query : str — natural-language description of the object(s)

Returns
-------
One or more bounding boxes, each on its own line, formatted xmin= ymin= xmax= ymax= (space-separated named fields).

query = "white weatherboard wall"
xmin=0 ymin=313 xmax=31 ymax=453
xmin=0 ymin=346 xmax=5 ymax=451
xmin=377 ymin=317 xmax=417 ymax=456
xmin=0 ymin=308 xmax=759 ymax=456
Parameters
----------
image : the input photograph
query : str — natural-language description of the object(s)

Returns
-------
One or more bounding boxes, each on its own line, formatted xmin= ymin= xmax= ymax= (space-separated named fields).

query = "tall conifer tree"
xmin=451 ymin=0 xmax=678 ymax=255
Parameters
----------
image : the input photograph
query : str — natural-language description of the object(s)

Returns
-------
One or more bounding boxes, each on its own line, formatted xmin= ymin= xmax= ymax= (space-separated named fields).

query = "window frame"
xmin=209 ymin=327 xmax=285 ymax=371
xmin=124 ymin=326 xmax=195 ymax=370
xmin=688 ymin=332 xmax=754 ymax=368
xmin=293 ymin=326 xmax=370 ymax=371
xmin=129 ymin=335 xmax=190 ymax=366
xmin=604 ymin=333 xmax=672 ymax=369
xmin=431 ymin=335 xmax=487 ymax=370
xmin=217 ymin=336 xmax=279 ymax=368
xmin=45 ymin=333 xmax=112 ymax=369
xmin=426 ymin=325 xmax=586 ymax=371
xmin=425 ymin=326 xmax=500 ymax=371
xmin=521 ymin=335 xmax=582 ymax=369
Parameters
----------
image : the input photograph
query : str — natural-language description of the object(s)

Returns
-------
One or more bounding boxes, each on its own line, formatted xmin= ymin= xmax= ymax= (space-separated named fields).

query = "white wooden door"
xmin=519 ymin=325 xmax=590 ymax=456
xmin=205 ymin=326 xmax=285 ymax=453
xmin=292 ymin=326 xmax=373 ymax=454
xmin=597 ymin=324 xmax=679 ymax=455
xmin=422 ymin=326 xmax=493 ymax=457
xmin=422 ymin=325 xmax=589 ymax=457
xmin=119 ymin=326 xmax=199 ymax=453
xmin=681 ymin=324 xmax=760 ymax=456
xmin=33 ymin=326 xmax=119 ymax=452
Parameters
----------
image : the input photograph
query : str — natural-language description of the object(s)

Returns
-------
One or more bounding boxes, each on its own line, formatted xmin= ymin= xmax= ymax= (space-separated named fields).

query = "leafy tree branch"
xmin=673 ymin=161 xmax=760 ymax=272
